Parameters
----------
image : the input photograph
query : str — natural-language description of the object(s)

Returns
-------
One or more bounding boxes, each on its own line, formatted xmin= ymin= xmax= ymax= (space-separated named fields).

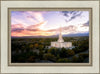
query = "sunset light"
xmin=11 ymin=11 xmax=89 ymax=37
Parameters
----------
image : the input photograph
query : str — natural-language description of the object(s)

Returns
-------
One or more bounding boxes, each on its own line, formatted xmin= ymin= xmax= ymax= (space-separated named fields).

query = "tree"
xmin=78 ymin=55 xmax=84 ymax=62
xmin=29 ymin=44 xmax=34 ymax=49
xmin=39 ymin=50 xmax=44 ymax=60
xmin=27 ymin=56 xmax=35 ymax=62
xmin=59 ymin=48 xmax=67 ymax=58
xmin=38 ymin=45 xmax=44 ymax=50
xmin=72 ymin=56 xmax=78 ymax=62
xmin=34 ymin=43 xmax=38 ymax=48
xmin=78 ymin=53 xmax=89 ymax=59
xmin=48 ymin=47 xmax=56 ymax=55
xmin=72 ymin=47 xmax=80 ymax=53
xmin=43 ymin=53 xmax=56 ymax=62
xmin=17 ymin=57 xmax=26 ymax=62
xmin=72 ymin=41 xmax=78 ymax=46
xmin=57 ymin=58 xmax=69 ymax=63
xmin=66 ymin=49 xmax=75 ymax=56
xmin=21 ymin=46 xmax=26 ymax=53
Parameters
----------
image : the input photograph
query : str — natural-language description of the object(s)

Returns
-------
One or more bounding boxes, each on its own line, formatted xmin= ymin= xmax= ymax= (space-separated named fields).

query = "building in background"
xmin=51 ymin=25 xmax=72 ymax=48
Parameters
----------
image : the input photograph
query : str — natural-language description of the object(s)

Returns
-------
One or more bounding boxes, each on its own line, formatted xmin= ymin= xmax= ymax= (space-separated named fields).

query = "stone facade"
xmin=51 ymin=42 xmax=72 ymax=48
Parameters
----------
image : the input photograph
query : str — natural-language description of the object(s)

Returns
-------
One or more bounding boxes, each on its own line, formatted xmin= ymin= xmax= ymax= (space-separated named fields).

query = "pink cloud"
xmin=11 ymin=21 xmax=53 ymax=37
xmin=11 ymin=24 xmax=24 ymax=29
xmin=26 ymin=11 xmax=44 ymax=23
xmin=26 ymin=16 xmax=37 ymax=24
xmin=11 ymin=29 xmax=56 ymax=37
xmin=11 ymin=17 xmax=28 ymax=27
xmin=26 ymin=21 xmax=46 ymax=30
xmin=11 ymin=23 xmax=77 ymax=37
xmin=11 ymin=22 xmax=88 ymax=37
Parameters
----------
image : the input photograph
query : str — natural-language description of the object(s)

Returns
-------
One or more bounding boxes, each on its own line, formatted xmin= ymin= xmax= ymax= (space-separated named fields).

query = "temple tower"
xmin=57 ymin=25 xmax=64 ymax=42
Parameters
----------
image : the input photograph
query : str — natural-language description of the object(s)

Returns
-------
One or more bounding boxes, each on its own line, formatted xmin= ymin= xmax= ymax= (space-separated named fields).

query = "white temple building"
xmin=51 ymin=25 xmax=72 ymax=48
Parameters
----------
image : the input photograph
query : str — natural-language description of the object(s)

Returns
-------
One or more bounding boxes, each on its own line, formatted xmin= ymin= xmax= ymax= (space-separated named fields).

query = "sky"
xmin=11 ymin=11 xmax=89 ymax=37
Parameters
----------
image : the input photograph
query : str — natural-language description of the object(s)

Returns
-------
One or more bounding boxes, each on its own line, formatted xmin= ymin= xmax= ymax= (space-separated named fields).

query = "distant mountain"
xmin=63 ymin=32 xmax=89 ymax=37
xmin=11 ymin=35 xmax=58 ymax=38
xmin=11 ymin=32 xmax=89 ymax=38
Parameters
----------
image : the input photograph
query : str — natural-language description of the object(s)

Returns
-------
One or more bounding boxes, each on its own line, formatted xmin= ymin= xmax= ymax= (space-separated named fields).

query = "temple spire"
xmin=57 ymin=25 xmax=64 ymax=42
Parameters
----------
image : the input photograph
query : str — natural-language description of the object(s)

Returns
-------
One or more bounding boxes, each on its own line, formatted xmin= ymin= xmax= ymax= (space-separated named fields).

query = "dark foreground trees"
xmin=11 ymin=36 xmax=89 ymax=63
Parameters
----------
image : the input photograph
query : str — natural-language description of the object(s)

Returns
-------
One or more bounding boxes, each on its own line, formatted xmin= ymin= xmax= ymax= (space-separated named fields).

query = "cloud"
xmin=11 ymin=24 xmax=24 ymax=29
xmin=41 ymin=25 xmax=77 ymax=35
xmin=11 ymin=24 xmax=88 ymax=37
xmin=11 ymin=18 xmax=29 ymax=27
xmin=62 ymin=25 xmax=77 ymax=34
xmin=11 ymin=28 xmax=55 ymax=37
xmin=26 ymin=11 xmax=44 ymax=23
xmin=26 ymin=21 xmax=47 ymax=30
xmin=11 ymin=11 xmax=49 ymax=37
xmin=82 ymin=21 xmax=89 ymax=26
xmin=11 ymin=21 xmax=53 ymax=37
xmin=11 ymin=11 xmax=47 ymax=28
xmin=46 ymin=24 xmax=88 ymax=35
xmin=26 ymin=29 xmax=40 ymax=31
xmin=26 ymin=16 xmax=38 ymax=24
xmin=11 ymin=28 xmax=24 ymax=32
xmin=61 ymin=11 xmax=82 ymax=22
xmin=11 ymin=11 xmax=89 ymax=37
xmin=26 ymin=22 xmax=43 ymax=29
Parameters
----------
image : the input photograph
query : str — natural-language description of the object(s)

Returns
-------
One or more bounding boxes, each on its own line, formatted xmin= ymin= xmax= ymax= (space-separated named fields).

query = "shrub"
xmin=43 ymin=53 xmax=56 ymax=62
xmin=27 ymin=56 xmax=35 ymax=62
xmin=72 ymin=56 xmax=78 ymax=62
xmin=78 ymin=53 xmax=89 ymax=59
xmin=57 ymin=58 xmax=70 ymax=63
xmin=66 ymin=49 xmax=75 ymax=56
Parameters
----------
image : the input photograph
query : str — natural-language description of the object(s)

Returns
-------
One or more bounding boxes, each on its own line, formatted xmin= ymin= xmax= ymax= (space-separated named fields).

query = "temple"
xmin=51 ymin=25 xmax=72 ymax=48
